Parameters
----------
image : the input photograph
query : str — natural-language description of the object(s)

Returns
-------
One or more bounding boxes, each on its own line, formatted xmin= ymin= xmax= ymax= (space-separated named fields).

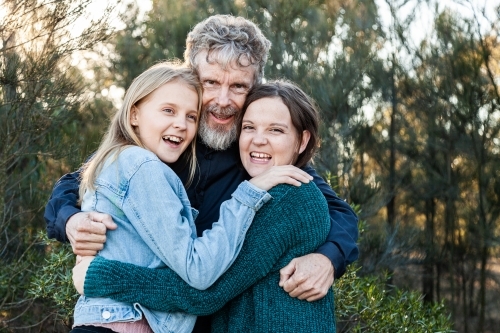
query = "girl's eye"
xmin=163 ymin=108 xmax=174 ymax=114
xmin=242 ymin=125 xmax=254 ymax=130
xmin=187 ymin=114 xmax=198 ymax=122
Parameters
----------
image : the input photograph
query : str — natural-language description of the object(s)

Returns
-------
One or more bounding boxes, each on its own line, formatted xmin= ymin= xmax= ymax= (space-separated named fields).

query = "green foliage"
xmin=335 ymin=265 xmax=454 ymax=333
xmin=28 ymin=232 xmax=77 ymax=325
xmin=1 ymin=0 xmax=498 ymax=331
xmin=0 ymin=0 xmax=118 ymax=329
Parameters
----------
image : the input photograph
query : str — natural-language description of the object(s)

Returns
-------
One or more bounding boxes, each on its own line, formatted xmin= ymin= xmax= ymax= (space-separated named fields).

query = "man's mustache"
xmin=203 ymin=104 xmax=239 ymax=118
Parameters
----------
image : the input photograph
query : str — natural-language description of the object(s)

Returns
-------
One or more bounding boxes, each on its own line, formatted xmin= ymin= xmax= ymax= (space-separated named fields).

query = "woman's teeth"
xmin=250 ymin=152 xmax=271 ymax=160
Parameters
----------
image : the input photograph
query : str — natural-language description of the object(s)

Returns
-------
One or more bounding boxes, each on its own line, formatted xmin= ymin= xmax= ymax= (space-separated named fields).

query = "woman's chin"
xmin=246 ymin=165 xmax=271 ymax=178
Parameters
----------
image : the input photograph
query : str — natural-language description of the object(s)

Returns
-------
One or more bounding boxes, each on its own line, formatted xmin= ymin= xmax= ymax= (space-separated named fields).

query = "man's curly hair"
xmin=184 ymin=15 xmax=271 ymax=85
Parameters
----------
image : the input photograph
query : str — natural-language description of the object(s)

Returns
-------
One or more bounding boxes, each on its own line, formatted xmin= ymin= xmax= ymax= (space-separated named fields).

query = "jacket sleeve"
xmin=44 ymin=169 xmax=82 ymax=242
xmin=122 ymin=160 xmax=271 ymax=290
xmin=83 ymin=183 xmax=330 ymax=315
xmin=302 ymin=164 xmax=359 ymax=278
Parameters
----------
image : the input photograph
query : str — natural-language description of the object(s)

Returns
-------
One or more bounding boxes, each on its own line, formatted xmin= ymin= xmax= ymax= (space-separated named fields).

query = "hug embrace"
xmin=45 ymin=15 xmax=359 ymax=333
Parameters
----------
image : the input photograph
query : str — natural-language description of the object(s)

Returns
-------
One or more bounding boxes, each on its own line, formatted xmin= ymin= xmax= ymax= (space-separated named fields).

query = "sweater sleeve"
xmin=83 ymin=182 xmax=330 ymax=315
xmin=302 ymin=164 xmax=359 ymax=278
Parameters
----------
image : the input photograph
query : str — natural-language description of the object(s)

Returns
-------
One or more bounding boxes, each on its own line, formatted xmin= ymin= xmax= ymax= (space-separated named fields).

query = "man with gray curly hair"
xmin=185 ymin=15 xmax=271 ymax=151
xmin=46 ymin=14 xmax=358 ymax=333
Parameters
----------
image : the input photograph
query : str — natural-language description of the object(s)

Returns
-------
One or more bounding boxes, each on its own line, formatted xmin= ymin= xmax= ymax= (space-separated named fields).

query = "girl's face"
xmin=239 ymin=97 xmax=310 ymax=177
xmin=131 ymin=80 xmax=199 ymax=164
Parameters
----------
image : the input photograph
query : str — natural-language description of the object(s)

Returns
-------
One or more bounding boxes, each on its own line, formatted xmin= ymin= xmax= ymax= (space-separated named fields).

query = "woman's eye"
xmin=270 ymin=128 xmax=284 ymax=133
xmin=163 ymin=108 xmax=174 ymax=114
xmin=242 ymin=125 xmax=254 ymax=130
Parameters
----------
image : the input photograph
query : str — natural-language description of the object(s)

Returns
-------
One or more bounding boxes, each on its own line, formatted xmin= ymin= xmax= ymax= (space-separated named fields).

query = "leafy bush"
xmin=29 ymin=233 xmax=454 ymax=332
xmin=28 ymin=233 xmax=78 ymax=325
xmin=335 ymin=265 xmax=454 ymax=333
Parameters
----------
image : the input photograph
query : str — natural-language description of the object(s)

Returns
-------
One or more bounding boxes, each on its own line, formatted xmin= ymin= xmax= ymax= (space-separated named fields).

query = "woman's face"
xmin=131 ymin=80 xmax=199 ymax=164
xmin=239 ymin=97 xmax=310 ymax=177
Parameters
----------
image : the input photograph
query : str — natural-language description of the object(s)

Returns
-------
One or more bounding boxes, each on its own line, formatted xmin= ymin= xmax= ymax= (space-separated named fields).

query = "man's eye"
xmin=232 ymin=84 xmax=249 ymax=94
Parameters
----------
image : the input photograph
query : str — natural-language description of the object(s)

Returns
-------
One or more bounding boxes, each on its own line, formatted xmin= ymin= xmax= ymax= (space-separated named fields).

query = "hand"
xmin=73 ymin=256 xmax=95 ymax=295
xmin=66 ymin=211 xmax=117 ymax=256
xmin=249 ymin=165 xmax=313 ymax=191
xmin=279 ymin=253 xmax=334 ymax=301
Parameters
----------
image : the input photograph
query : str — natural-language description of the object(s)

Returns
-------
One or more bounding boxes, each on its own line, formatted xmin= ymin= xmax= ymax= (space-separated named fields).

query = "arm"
xmin=278 ymin=165 xmax=359 ymax=301
xmin=44 ymin=170 xmax=81 ymax=242
xmin=123 ymin=160 xmax=271 ymax=289
xmin=44 ymin=168 xmax=116 ymax=256
xmin=79 ymin=183 xmax=330 ymax=314
xmin=304 ymin=164 xmax=359 ymax=278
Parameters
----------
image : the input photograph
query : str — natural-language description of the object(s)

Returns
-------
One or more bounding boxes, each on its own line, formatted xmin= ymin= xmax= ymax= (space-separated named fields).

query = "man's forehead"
xmin=195 ymin=52 xmax=256 ymax=83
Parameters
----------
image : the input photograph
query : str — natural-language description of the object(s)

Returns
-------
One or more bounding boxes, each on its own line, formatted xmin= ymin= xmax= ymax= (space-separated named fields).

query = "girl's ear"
xmin=130 ymin=106 xmax=139 ymax=126
xmin=298 ymin=130 xmax=311 ymax=154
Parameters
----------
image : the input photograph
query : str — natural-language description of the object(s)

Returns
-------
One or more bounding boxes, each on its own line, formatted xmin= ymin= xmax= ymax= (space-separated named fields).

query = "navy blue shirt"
xmin=44 ymin=139 xmax=359 ymax=332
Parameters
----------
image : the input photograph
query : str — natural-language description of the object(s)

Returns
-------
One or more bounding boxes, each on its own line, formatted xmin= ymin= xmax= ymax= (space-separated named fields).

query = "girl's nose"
xmin=173 ymin=115 xmax=187 ymax=130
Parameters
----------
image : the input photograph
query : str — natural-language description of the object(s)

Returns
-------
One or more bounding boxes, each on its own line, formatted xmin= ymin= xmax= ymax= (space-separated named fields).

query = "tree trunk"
xmin=387 ymin=59 xmax=397 ymax=232
xmin=423 ymin=198 xmax=435 ymax=303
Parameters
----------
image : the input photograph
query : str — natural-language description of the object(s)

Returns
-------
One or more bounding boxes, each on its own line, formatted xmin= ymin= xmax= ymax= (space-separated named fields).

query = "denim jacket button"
xmin=102 ymin=310 xmax=111 ymax=319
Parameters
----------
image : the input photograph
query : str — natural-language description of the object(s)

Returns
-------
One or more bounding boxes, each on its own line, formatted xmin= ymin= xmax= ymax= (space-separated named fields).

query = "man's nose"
xmin=216 ymin=85 xmax=231 ymax=108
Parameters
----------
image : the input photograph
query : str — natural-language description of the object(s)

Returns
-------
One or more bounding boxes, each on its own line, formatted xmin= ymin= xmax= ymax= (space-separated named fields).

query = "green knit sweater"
xmin=84 ymin=182 xmax=336 ymax=332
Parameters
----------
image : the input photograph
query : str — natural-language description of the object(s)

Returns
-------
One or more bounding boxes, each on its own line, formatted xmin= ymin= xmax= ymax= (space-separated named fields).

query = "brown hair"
xmin=241 ymin=80 xmax=320 ymax=168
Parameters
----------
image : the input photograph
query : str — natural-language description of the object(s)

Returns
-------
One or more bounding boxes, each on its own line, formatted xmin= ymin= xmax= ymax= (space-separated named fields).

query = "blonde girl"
xmin=71 ymin=62 xmax=274 ymax=333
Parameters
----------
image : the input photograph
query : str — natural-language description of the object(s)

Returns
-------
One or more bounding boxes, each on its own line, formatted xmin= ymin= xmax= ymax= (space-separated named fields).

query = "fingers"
xmin=72 ymin=244 xmax=103 ymax=256
xmin=88 ymin=211 xmax=117 ymax=230
xmin=279 ymin=253 xmax=334 ymax=302
xmin=66 ymin=212 xmax=115 ymax=256
xmin=272 ymin=166 xmax=313 ymax=183
xmin=285 ymin=167 xmax=313 ymax=184
xmin=76 ymin=220 xmax=107 ymax=237
xmin=282 ymin=276 xmax=329 ymax=301
xmin=282 ymin=272 xmax=304 ymax=293
xmin=279 ymin=261 xmax=296 ymax=287
xmin=249 ymin=166 xmax=314 ymax=190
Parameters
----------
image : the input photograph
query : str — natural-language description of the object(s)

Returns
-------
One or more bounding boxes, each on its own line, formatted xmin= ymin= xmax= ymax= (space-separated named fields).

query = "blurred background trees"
xmin=0 ymin=0 xmax=117 ymax=329
xmin=1 ymin=0 xmax=499 ymax=332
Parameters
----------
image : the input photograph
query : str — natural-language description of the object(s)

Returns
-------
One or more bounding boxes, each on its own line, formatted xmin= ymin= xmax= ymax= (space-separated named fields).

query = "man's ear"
xmin=298 ymin=130 xmax=311 ymax=154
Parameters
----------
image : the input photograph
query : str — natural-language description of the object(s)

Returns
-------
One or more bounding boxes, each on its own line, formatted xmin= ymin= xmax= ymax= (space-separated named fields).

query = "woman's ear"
xmin=130 ymin=106 xmax=139 ymax=126
xmin=298 ymin=130 xmax=311 ymax=154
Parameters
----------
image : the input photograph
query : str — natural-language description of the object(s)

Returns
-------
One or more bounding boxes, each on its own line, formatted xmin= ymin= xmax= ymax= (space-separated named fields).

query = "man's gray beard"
xmin=198 ymin=104 xmax=240 ymax=151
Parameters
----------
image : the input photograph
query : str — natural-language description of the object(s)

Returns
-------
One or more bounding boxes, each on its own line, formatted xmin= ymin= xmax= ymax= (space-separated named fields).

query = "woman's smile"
xmin=240 ymin=97 xmax=306 ymax=177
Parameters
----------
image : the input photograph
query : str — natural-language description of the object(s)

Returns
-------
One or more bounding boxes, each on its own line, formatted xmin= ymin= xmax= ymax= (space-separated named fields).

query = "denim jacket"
xmin=73 ymin=146 xmax=271 ymax=332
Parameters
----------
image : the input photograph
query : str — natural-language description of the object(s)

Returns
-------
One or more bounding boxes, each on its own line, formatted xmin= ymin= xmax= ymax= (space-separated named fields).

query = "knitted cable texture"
xmin=84 ymin=182 xmax=336 ymax=332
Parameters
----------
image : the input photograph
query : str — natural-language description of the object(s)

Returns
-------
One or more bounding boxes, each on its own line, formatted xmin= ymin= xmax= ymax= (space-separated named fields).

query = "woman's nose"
xmin=252 ymin=133 xmax=267 ymax=145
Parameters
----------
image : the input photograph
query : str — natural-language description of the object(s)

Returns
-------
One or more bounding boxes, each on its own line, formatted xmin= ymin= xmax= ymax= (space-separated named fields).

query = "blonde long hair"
xmin=79 ymin=61 xmax=202 ymax=200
